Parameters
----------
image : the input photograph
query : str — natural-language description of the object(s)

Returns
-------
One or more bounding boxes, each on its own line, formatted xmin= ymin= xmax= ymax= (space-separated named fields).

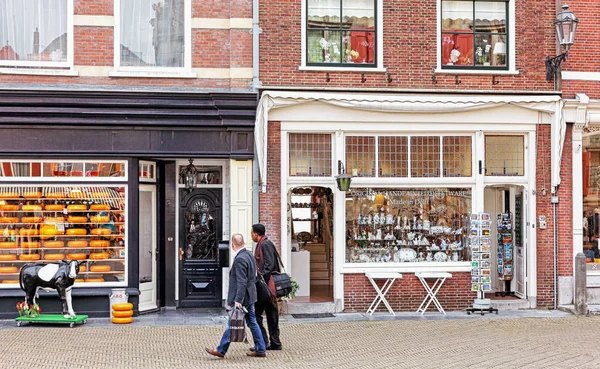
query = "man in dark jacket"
xmin=206 ymin=234 xmax=266 ymax=358
xmin=251 ymin=223 xmax=282 ymax=350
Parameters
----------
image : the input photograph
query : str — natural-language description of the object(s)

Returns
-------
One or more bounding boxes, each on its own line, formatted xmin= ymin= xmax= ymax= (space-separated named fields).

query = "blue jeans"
xmin=217 ymin=304 xmax=266 ymax=356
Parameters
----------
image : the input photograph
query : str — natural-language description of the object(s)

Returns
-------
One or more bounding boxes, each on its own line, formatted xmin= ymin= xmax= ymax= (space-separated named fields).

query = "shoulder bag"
xmin=256 ymin=274 xmax=273 ymax=303
xmin=271 ymin=250 xmax=293 ymax=298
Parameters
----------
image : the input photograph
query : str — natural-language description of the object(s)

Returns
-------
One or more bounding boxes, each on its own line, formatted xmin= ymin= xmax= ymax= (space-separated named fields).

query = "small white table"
xmin=365 ymin=272 xmax=403 ymax=316
xmin=415 ymin=272 xmax=452 ymax=315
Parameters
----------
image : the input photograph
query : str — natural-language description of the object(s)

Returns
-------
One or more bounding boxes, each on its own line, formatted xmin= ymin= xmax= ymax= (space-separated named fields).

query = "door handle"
xmin=179 ymin=248 xmax=184 ymax=261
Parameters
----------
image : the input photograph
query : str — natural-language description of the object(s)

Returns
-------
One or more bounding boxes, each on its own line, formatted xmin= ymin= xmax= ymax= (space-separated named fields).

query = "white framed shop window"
xmin=0 ymin=0 xmax=75 ymax=74
xmin=139 ymin=161 xmax=157 ymax=183
xmin=0 ymin=160 xmax=128 ymax=182
xmin=111 ymin=0 xmax=194 ymax=78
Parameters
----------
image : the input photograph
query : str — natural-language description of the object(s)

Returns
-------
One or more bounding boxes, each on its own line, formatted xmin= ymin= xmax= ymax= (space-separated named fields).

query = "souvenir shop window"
xmin=0 ymin=0 xmax=72 ymax=69
xmin=289 ymin=133 xmax=332 ymax=176
xmin=378 ymin=136 xmax=408 ymax=178
xmin=581 ymin=145 xmax=600 ymax=270
xmin=443 ymin=136 xmax=472 ymax=177
xmin=484 ymin=135 xmax=524 ymax=176
xmin=345 ymin=187 xmax=472 ymax=263
xmin=441 ymin=0 xmax=508 ymax=69
xmin=411 ymin=136 xmax=440 ymax=178
xmin=306 ymin=0 xmax=376 ymax=66
xmin=346 ymin=136 xmax=376 ymax=177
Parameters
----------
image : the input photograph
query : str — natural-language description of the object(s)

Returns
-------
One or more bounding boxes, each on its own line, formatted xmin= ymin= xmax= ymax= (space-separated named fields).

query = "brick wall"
xmin=344 ymin=273 xmax=476 ymax=312
xmin=259 ymin=0 xmax=557 ymax=91
xmin=258 ymin=121 xmax=282 ymax=252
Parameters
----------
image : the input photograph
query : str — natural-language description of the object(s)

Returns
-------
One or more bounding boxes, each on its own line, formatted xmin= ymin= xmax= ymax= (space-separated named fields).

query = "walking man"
xmin=205 ymin=234 xmax=266 ymax=358
xmin=251 ymin=223 xmax=282 ymax=350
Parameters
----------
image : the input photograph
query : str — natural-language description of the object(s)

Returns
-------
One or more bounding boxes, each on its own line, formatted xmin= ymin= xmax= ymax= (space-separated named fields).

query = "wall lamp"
xmin=335 ymin=160 xmax=353 ymax=191
xmin=545 ymin=4 xmax=578 ymax=82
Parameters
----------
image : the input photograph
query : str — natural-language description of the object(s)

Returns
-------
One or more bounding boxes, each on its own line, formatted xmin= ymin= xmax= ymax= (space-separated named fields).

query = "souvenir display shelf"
xmin=466 ymin=212 xmax=498 ymax=315
xmin=495 ymin=212 xmax=514 ymax=297
xmin=0 ymin=187 xmax=126 ymax=286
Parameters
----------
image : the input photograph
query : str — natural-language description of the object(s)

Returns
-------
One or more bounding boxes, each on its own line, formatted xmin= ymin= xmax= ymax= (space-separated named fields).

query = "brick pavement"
xmin=0 ymin=314 xmax=598 ymax=369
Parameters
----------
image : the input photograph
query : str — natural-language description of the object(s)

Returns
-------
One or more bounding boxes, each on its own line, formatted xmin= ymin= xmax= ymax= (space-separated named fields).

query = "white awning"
xmin=254 ymin=90 xmax=564 ymax=192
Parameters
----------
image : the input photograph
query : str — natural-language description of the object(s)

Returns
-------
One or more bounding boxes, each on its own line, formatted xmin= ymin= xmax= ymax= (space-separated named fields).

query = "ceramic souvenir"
xmin=373 ymin=213 xmax=379 ymax=225
xmin=452 ymin=251 xmax=459 ymax=262
xmin=426 ymin=252 xmax=433 ymax=262
xmin=386 ymin=214 xmax=394 ymax=225
xmin=380 ymin=212 xmax=386 ymax=225
xmin=397 ymin=247 xmax=417 ymax=262
xmin=434 ymin=251 xmax=448 ymax=262
xmin=423 ymin=219 xmax=430 ymax=231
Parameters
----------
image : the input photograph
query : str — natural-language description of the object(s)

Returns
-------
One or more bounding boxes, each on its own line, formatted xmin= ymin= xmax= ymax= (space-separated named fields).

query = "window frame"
xmin=0 ymin=0 xmax=74 ymax=69
xmin=113 ymin=0 xmax=192 ymax=74
xmin=288 ymin=133 xmax=334 ymax=177
xmin=484 ymin=134 xmax=525 ymax=177
xmin=436 ymin=0 xmax=516 ymax=74
xmin=300 ymin=0 xmax=385 ymax=71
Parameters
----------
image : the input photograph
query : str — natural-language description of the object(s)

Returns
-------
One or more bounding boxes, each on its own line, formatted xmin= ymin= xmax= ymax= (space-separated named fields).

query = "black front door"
xmin=178 ymin=188 xmax=222 ymax=307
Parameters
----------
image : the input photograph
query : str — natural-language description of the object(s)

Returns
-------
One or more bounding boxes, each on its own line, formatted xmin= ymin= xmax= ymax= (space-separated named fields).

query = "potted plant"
xmin=277 ymin=279 xmax=300 ymax=314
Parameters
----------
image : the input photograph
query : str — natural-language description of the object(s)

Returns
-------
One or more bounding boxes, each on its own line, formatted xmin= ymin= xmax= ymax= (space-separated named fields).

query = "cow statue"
xmin=19 ymin=260 xmax=82 ymax=319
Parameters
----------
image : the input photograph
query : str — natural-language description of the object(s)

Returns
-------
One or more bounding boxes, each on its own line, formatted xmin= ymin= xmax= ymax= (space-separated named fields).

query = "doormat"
xmin=291 ymin=313 xmax=335 ymax=319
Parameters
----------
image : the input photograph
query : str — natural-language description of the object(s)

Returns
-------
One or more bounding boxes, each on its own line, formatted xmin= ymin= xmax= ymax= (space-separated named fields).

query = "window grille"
xmin=346 ymin=136 xmax=376 ymax=177
xmin=289 ymin=133 xmax=332 ymax=176
xmin=378 ymin=136 xmax=408 ymax=177
xmin=485 ymin=136 xmax=524 ymax=176
xmin=443 ymin=136 xmax=472 ymax=177
xmin=411 ymin=136 xmax=440 ymax=177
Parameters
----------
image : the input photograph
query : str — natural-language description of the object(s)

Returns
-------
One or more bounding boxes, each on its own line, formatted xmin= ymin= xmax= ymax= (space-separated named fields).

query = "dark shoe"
xmin=249 ymin=347 xmax=255 ymax=352
xmin=205 ymin=348 xmax=224 ymax=358
xmin=266 ymin=345 xmax=282 ymax=350
xmin=247 ymin=351 xmax=266 ymax=357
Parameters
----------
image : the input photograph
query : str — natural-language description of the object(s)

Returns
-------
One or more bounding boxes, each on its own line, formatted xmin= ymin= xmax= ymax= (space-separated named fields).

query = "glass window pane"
xmin=378 ymin=136 xmax=408 ymax=177
xmin=120 ymin=0 xmax=185 ymax=67
xmin=443 ymin=136 xmax=472 ymax=177
xmin=308 ymin=30 xmax=343 ymax=63
xmin=411 ymin=136 xmax=440 ymax=178
xmin=485 ymin=136 xmax=524 ymax=176
xmin=308 ymin=0 xmax=340 ymax=27
xmin=442 ymin=1 xmax=473 ymax=31
xmin=346 ymin=136 xmax=375 ymax=177
xmin=343 ymin=31 xmax=375 ymax=64
xmin=474 ymin=1 xmax=506 ymax=33
xmin=342 ymin=0 xmax=375 ymax=29
xmin=0 ymin=163 xmax=36 ymax=177
xmin=0 ymin=0 xmax=68 ymax=63
xmin=39 ymin=162 xmax=126 ymax=178
xmin=289 ymin=134 xmax=332 ymax=177
xmin=177 ymin=165 xmax=222 ymax=184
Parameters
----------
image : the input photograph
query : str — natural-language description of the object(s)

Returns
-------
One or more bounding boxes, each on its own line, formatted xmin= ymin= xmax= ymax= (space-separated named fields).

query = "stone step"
xmin=490 ymin=299 xmax=531 ymax=310
xmin=286 ymin=301 xmax=336 ymax=314
xmin=304 ymin=244 xmax=326 ymax=253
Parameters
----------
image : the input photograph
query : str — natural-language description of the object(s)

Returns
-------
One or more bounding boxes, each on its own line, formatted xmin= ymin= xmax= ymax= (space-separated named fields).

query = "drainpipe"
xmin=551 ymin=192 xmax=559 ymax=310
xmin=251 ymin=0 xmax=262 ymax=90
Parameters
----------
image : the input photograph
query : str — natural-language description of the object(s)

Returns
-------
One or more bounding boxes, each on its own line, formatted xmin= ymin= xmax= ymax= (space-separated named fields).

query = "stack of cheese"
xmin=111 ymin=303 xmax=133 ymax=324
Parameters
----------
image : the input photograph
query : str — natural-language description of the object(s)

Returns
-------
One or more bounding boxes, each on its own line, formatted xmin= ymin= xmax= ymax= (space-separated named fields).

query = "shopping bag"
xmin=228 ymin=307 xmax=248 ymax=343
xmin=256 ymin=274 xmax=272 ymax=303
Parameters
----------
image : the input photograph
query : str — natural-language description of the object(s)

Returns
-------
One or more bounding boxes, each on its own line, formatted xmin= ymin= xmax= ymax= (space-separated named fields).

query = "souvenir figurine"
xmin=386 ymin=213 xmax=394 ymax=225
xmin=403 ymin=216 xmax=409 ymax=230
xmin=373 ymin=213 xmax=379 ymax=225
xmin=426 ymin=252 xmax=433 ymax=262
xmin=441 ymin=238 xmax=447 ymax=250
xmin=452 ymin=251 xmax=459 ymax=262
xmin=367 ymin=214 xmax=372 ymax=225
xmin=375 ymin=229 xmax=382 ymax=240
xmin=423 ymin=219 xmax=431 ymax=231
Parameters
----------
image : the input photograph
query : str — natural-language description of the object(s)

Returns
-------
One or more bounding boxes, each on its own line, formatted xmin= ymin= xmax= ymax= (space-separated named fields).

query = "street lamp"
xmin=545 ymin=4 xmax=578 ymax=82
xmin=179 ymin=159 xmax=199 ymax=189
xmin=335 ymin=160 xmax=353 ymax=191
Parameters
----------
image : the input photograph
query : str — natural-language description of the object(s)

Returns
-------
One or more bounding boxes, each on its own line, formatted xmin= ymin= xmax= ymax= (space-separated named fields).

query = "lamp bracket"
xmin=492 ymin=75 xmax=500 ymax=85
xmin=545 ymin=53 xmax=567 ymax=82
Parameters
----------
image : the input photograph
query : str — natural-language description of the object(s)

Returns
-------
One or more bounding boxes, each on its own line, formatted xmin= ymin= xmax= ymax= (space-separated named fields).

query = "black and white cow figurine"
xmin=19 ymin=260 xmax=81 ymax=318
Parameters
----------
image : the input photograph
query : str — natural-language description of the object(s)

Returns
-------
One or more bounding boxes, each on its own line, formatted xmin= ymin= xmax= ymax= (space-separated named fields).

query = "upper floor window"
xmin=116 ymin=0 xmax=190 ymax=71
xmin=306 ymin=0 xmax=376 ymax=67
xmin=0 ymin=0 xmax=72 ymax=68
xmin=441 ymin=0 xmax=508 ymax=70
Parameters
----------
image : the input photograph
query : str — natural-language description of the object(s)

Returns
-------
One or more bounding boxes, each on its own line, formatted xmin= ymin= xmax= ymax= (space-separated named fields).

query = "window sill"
xmin=434 ymin=68 xmax=519 ymax=76
xmin=299 ymin=65 xmax=387 ymax=73
xmin=0 ymin=68 xmax=78 ymax=76
xmin=109 ymin=70 xmax=198 ymax=78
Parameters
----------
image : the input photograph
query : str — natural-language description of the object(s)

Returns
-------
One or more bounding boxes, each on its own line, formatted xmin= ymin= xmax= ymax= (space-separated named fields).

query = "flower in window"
xmin=450 ymin=49 xmax=460 ymax=64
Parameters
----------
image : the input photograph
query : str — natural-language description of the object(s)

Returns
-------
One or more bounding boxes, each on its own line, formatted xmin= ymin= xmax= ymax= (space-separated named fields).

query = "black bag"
xmin=229 ymin=307 xmax=248 ymax=343
xmin=256 ymin=274 xmax=272 ymax=303
xmin=272 ymin=250 xmax=293 ymax=298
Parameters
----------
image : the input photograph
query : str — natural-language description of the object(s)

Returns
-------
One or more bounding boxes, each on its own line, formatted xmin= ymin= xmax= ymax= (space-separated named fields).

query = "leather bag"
xmin=272 ymin=250 xmax=293 ymax=298
xmin=228 ymin=307 xmax=248 ymax=343
xmin=256 ymin=274 xmax=272 ymax=303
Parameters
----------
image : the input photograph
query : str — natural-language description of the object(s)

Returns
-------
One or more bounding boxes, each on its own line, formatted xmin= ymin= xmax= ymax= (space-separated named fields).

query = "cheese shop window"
xmin=0 ymin=186 xmax=127 ymax=287
xmin=345 ymin=188 xmax=471 ymax=263
xmin=0 ymin=161 xmax=126 ymax=178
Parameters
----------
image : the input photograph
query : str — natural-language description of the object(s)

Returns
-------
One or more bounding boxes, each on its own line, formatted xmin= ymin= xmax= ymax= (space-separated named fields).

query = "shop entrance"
xmin=289 ymin=186 xmax=334 ymax=303
xmin=139 ymin=184 xmax=158 ymax=311
xmin=484 ymin=185 xmax=527 ymax=299
xmin=178 ymin=188 xmax=222 ymax=307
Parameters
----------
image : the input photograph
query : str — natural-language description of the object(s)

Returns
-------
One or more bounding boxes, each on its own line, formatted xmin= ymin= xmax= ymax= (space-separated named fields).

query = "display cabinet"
xmin=0 ymin=186 xmax=127 ymax=287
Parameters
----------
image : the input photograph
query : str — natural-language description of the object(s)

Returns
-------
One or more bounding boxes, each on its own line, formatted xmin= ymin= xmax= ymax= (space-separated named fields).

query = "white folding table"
xmin=365 ymin=272 xmax=403 ymax=316
xmin=415 ymin=272 xmax=452 ymax=315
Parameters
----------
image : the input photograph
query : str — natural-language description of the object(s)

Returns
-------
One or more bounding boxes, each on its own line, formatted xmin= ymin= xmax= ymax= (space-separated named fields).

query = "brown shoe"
xmin=205 ymin=348 xmax=224 ymax=358
xmin=247 ymin=351 xmax=266 ymax=357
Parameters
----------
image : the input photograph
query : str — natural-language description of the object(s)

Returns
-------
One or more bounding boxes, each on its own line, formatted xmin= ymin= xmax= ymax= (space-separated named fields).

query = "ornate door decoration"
xmin=183 ymin=198 xmax=217 ymax=261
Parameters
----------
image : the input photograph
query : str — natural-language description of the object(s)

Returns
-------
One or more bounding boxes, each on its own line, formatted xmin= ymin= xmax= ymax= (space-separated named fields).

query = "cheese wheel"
xmin=0 ymin=205 xmax=19 ymax=211
xmin=0 ymin=217 xmax=18 ymax=223
xmin=2 ymin=280 xmax=19 ymax=284
xmin=43 ymin=241 xmax=64 ymax=248
xmin=91 ymin=228 xmax=111 ymax=236
xmin=19 ymin=254 xmax=41 ymax=261
xmin=66 ymin=228 xmax=87 ymax=236
xmin=85 ymin=278 xmax=105 ymax=283
xmin=22 ymin=205 xmax=42 ymax=212
xmin=90 ymin=215 xmax=109 ymax=223
xmin=66 ymin=253 xmax=87 ymax=260
xmin=90 ymin=265 xmax=111 ymax=272
xmin=89 ymin=252 xmax=109 ymax=260
xmin=44 ymin=217 xmax=65 ymax=223
xmin=75 ymin=279 xmax=84 ymax=283
xmin=68 ymin=240 xmax=88 ymax=248
xmin=0 ymin=242 xmax=17 ymax=249
xmin=90 ymin=204 xmax=111 ymax=211
xmin=67 ymin=204 xmax=87 ymax=211
xmin=68 ymin=216 xmax=88 ymax=223
xmin=90 ymin=192 xmax=106 ymax=198
xmin=45 ymin=253 xmax=65 ymax=260
xmin=69 ymin=192 xmax=85 ymax=199
xmin=79 ymin=265 xmax=86 ymax=272
xmin=40 ymin=227 xmax=57 ymax=240
xmin=19 ymin=228 xmax=38 ymax=236
xmin=0 ymin=254 xmax=17 ymax=261
xmin=21 ymin=217 xmax=43 ymax=223
xmin=0 ymin=266 xmax=18 ymax=273
xmin=0 ymin=193 xmax=19 ymax=198
xmin=45 ymin=192 xmax=65 ymax=199
xmin=45 ymin=204 xmax=65 ymax=211
xmin=23 ymin=192 xmax=42 ymax=198
xmin=112 ymin=310 xmax=133 ymax=318
xmin=112 ymin=303 xmax=134 ymax=311
xmin=21 ymin=241 xmax=41 ymax=248
xmin=90 ymin=240 xmax=109 ymax=248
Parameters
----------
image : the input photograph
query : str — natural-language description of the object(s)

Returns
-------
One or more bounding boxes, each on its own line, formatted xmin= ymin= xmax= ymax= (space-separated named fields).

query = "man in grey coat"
xmin=206 ymin=234 xmax=267 ymax=358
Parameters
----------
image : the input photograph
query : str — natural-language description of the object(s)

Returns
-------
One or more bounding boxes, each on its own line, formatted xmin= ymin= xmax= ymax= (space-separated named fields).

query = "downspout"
xmin=553 ymin=195 xmax=558 ymax=310
xmin=251 ymin=0 xmax=262 ymax=91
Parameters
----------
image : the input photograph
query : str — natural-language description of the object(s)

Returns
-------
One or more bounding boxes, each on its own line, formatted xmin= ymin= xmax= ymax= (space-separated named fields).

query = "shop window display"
xmin=345 ymin=187 xmax=471 ymax=263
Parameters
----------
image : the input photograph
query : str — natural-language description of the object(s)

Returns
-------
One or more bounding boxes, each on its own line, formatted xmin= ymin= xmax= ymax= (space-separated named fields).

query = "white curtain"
xmin=120 ymin=0 xmax=184 ymax=67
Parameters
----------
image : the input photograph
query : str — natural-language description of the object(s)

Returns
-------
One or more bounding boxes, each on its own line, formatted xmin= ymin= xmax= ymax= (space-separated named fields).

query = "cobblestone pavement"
xmin=1 ymin=313 xmax=599 ymax=369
